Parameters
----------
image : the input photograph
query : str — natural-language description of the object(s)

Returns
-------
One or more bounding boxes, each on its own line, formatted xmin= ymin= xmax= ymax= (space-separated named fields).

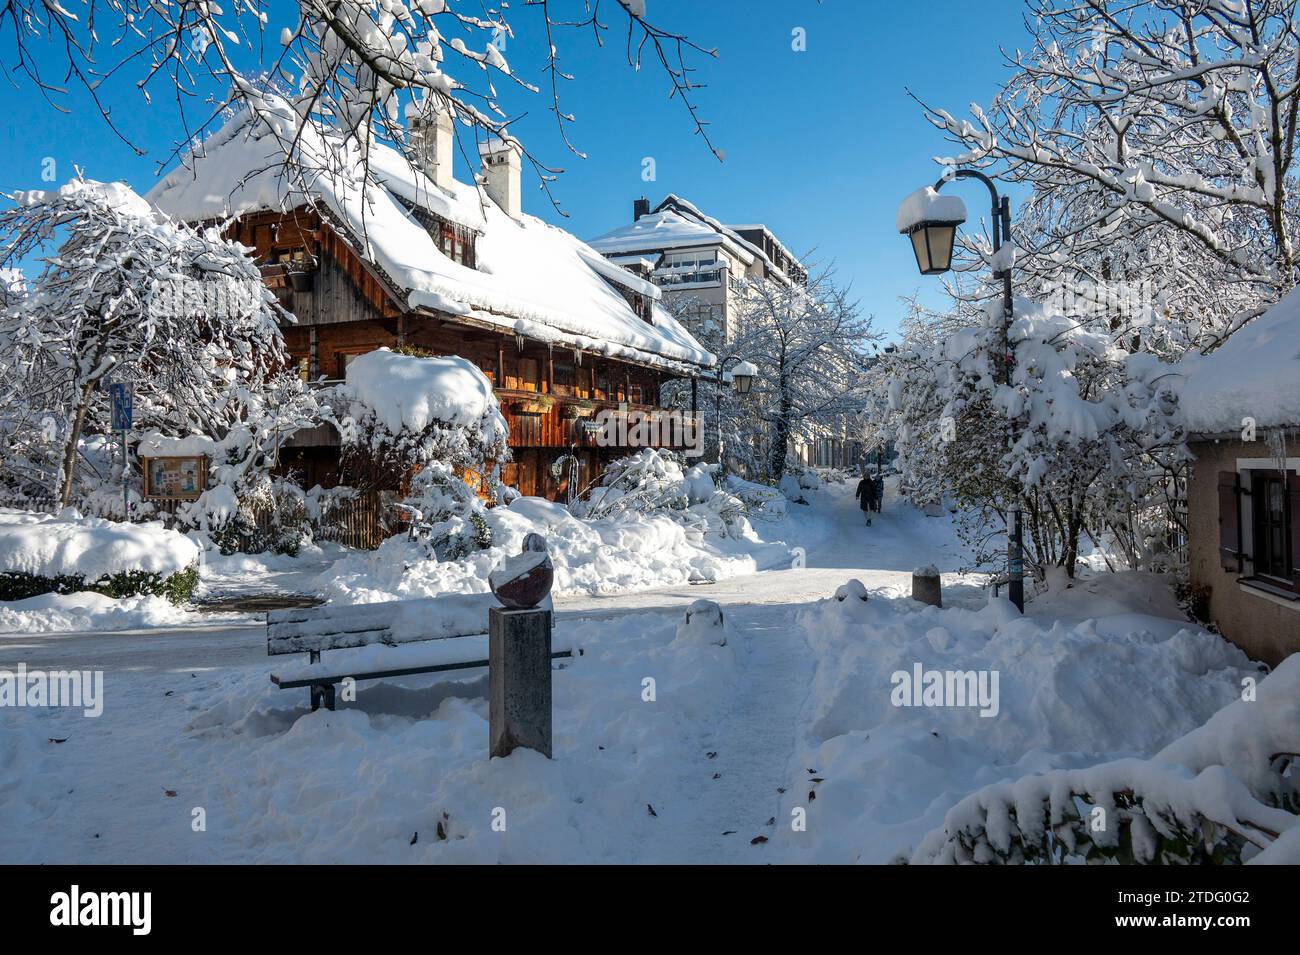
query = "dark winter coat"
xmin=855 ymin=478 xmax=877 ymax=511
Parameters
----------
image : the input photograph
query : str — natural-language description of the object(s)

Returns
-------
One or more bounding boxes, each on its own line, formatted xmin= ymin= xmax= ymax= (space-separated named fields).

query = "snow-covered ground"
xmin=0 ymin=481 xmax=1274 ymax=863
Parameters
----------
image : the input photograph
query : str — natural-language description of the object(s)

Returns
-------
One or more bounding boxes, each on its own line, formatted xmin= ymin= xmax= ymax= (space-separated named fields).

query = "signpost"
xmin=109 ymin=383 xmax=133 ymax=517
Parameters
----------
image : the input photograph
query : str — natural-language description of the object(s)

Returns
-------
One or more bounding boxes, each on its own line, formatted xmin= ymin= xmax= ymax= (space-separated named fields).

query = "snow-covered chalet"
xmin=147 ymin=100 xmax=715 ymax=499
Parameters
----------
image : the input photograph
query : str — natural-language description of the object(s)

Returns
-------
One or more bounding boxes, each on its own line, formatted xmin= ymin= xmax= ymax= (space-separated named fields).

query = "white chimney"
xmin=407 ymin=97 xmax=456 ymax=191
xmin=479 ymin=138 xmax=522 ymax=220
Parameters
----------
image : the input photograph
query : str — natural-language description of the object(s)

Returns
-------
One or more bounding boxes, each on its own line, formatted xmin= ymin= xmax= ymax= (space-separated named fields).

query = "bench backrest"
xmin=267 ymin=592 xmax=504 ymax=655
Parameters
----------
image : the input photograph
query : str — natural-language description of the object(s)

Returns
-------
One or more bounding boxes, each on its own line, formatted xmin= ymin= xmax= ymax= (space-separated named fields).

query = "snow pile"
xmin=771 ymin=584 xmax=1259 ymax=863
xmin=0 ymin=509 xmax=199 ymax=581
xmin=896 ymin=186 xmax=967 ymax=232
xmin=1177 ymin=284 xmax=1300 ymax=433
xmin=317 ymin=493 xmax=795 ymax=605
xmin=671 ymin=599 xmax=731 ymax=650
xmin=0 ymin=591 xmax=211 ymax=634
xmin=913 ymin=655 xmax=1300 ymax=864
xmin=339 ymin=349 xmax=504 ymax=437
xmin=318 ymin=450 xmax=801 ymax=605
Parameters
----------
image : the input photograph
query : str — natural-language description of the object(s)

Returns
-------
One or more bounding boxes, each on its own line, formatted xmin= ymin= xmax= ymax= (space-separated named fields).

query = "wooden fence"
xmin=311 ymin=491 xmax=391 ymax=550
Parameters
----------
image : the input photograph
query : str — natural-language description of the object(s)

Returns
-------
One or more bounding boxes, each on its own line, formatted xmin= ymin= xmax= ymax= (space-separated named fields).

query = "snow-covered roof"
xmin=145 ymin=99 xmax=714 ymax=373
xmin=137 ymin=431 xmax=218 ymax=458
xmin=660 ymin=194 xmax=803 ymax=279
xmin=1177 ymin=287 xmax=1300 ymax=435
xmin=588 ymin=194 xmax=810 ymax=285
xmin=587 ymin=208 xmax=756 ymax=265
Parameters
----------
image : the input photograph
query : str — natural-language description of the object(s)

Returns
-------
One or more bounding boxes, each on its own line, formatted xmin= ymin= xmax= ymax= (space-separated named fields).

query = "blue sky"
xmin=0 ymin=0 xmax=1032 ymax=337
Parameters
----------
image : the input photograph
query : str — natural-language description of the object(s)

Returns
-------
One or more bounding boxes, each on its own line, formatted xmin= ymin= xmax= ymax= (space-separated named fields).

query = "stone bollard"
xmin=911 ymin=565 xmax=942 ymax=608
xmin=488 ymin=534 xmax=556 ymax=759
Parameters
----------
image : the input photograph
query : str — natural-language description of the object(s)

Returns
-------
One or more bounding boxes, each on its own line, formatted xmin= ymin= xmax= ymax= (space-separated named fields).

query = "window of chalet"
xmin=1253 ymin=472 xmax=1291 ymax=581
xmin=434 ymin=221 xmax=476 ymax=268
xmin=397 ymin=198 xmax=478 ymax=269
xmin=337 ymin=351 xmax=371 ymax=380
xmin=1219 ymin=467 xmax=1300 ymax=595
xmin=267 ymin=247 xmax=311 ymax=266
xmin=553 ymin=361 xmax=577 ymax=395
xmin=595 ymin=370 xmax=609 ymax=399
xmin=518 ymin=357 xmax=540 ymax=392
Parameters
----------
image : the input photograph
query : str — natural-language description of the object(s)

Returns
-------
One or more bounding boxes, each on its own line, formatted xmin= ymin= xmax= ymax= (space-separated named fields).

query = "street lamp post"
xmin=713 ymin=356 xmax=755 ymax=483
xmin=898 ymin=169 xmax=1024 ymax=613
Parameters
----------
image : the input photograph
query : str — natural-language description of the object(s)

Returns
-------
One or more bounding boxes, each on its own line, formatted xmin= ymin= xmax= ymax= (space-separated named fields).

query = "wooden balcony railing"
xmin=497 ymin=390 xmax=701 ymax=451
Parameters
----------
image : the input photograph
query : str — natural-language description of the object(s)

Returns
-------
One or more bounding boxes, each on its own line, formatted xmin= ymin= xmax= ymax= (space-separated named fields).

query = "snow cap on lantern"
xmin=729 ymin=360 xmax=758 ymax=394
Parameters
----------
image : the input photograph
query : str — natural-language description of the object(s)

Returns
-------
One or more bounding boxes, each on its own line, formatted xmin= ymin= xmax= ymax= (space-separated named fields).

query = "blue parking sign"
xmin=110 ymin=382 xmax=133 ymax=431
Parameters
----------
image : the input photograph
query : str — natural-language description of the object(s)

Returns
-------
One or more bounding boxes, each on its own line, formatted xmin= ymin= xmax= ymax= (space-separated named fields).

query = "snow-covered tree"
xmin=0 ymin=176 xmax=318 ymax=509
xmin=333 ymin=348 xmax=508 ymax=497
xmin=919 ymin=0 xmax=1300 ymax=349
xmin=728 ymin=268 xmax=876 ymax=483
xmin=874 ymin=291 xmax=1183 ymax=579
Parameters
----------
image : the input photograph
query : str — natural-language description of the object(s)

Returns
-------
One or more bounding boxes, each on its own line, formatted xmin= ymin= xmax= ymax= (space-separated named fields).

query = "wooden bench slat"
xmin=267 ymin=592 xmax=507 ymax=655
xmin=271 ymin=650 xmax=573 ymax=689
xmin=265 ymin=593 xmax=563 ymax=711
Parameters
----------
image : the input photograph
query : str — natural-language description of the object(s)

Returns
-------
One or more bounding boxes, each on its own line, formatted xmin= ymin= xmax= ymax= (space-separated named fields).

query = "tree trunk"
xmin=768 ymin=381 xmax=793 ymax=483
xmin=58 ymin=378 xmax=98 ymax=507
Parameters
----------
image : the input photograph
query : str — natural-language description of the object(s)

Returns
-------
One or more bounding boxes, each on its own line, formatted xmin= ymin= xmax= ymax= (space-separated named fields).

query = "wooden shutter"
xmin=1217 ymin=470 xmax=1242 ymax=573
xmin=1290 ymin=473 xmax=1300 ymax=592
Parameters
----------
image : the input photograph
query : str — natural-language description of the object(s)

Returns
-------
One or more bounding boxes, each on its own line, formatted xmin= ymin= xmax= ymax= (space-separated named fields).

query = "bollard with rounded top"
xmin=488 ymin=536 xmax=555 ymax=759
xmin=911 ymin=565 xmax=942 ymax=608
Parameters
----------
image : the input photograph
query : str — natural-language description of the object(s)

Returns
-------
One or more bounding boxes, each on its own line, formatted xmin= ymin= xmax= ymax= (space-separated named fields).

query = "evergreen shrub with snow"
xmin=0 ymin=509 xmax=201 ymax=603
xmin=911 ymin=657 xmax=1300 ymax=865
xmin=334 ymin=349 xmax=508 ymax=497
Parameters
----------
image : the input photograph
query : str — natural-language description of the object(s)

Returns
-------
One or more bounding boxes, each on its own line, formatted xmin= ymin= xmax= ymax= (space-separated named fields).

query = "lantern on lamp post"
xmin=896 ymin=170 xmax=1024 ymax=614
xmin=897 ymin=186 xmax=966 ymax=276
xmin=715 ymin=357 xmax=757 ymax=483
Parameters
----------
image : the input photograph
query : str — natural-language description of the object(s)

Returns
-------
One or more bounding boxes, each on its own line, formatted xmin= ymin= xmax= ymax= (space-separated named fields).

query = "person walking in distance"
xmin=855 ymin=471 xmax=877 ymax=525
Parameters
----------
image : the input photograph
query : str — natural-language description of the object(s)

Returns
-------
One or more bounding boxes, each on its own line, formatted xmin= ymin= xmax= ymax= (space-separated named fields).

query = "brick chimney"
xmin=407 ymin=97 xmax=455 ymax=191
xmin=479 ymin=139 xmax=523 ymax=220
xmin=634 ymin=196 xmax=650 ymax=221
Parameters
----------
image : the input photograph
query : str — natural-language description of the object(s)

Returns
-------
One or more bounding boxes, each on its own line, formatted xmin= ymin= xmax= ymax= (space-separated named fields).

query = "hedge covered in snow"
xmin=911 ymin=656 xmax=1300 ymax=865
xmin=0 ymin=509 xmax=200 ymax=603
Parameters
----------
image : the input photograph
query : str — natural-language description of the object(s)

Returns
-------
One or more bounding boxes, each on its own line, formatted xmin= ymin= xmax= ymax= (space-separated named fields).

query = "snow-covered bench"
xmin=267 ymin=593 xmax=571 ymax=711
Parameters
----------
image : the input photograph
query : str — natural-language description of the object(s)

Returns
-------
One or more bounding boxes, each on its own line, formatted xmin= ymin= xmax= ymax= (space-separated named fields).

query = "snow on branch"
xmin=0 ymin=0 xmax=721 ymax=214
xmin=913 ymin=0 xmax=1300 ymax=346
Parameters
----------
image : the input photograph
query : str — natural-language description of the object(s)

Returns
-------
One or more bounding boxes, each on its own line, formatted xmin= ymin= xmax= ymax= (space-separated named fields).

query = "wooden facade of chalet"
xmin=226 ymin=208 xmax=702 ymax=500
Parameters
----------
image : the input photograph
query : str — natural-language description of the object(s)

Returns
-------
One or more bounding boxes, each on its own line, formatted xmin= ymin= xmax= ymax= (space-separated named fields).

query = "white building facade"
xmin=589 ymin=195 xmax=862 ymax=471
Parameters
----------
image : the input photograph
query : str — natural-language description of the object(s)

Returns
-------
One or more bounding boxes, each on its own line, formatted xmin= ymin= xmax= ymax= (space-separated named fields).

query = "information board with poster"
xmin=144 ymin=456 xmax=206 ymax=500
